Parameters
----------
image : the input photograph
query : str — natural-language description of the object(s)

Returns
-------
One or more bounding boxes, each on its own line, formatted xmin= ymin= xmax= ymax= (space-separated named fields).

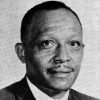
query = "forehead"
xmin=33 ymin=9 xmax=81 ymax=28
xmin=30 ymin=8 xmax=82 ymax=40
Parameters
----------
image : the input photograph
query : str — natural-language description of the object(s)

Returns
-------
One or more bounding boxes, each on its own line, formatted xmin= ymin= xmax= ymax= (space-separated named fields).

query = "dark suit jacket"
xmin=0 ymin=77 xmax=99 ymax=100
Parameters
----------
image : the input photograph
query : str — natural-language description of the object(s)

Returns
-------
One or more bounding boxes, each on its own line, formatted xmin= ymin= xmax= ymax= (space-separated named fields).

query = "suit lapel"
xmin=12 ymin=76 xmax=36 ymax=100
xmin=68 ymin=89 xmax=78 ymax=100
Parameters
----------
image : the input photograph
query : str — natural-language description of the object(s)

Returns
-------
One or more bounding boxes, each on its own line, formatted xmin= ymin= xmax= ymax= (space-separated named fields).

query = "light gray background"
xmin=0 ymin=0 xmax=100 ymax=99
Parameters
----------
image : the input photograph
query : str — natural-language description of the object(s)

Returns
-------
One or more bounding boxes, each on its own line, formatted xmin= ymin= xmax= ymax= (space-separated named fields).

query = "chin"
xmin=47 ymin=81 xmax=73 ymax=92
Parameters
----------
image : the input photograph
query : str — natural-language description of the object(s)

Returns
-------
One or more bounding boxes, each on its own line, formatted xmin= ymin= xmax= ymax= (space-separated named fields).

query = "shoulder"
xmin=0 ymin=85 xmax=16 ymax=100
xmin=0 ymin=78 xmax=27 ymax=100
xmin=70 ymin=89 xmax=100 ymax=100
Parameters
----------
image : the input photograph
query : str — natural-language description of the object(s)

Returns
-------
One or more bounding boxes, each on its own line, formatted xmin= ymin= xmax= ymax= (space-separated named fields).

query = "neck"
xmin=52 ymin=92 xmax=67 ymax=99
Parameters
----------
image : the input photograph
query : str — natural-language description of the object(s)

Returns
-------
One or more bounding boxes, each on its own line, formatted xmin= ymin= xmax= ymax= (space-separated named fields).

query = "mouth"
xmin=47 ymin=67 xmax=74 ymax=77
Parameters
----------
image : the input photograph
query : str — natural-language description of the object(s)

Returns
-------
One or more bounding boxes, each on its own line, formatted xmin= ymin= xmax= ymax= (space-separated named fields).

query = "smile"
xmin=47 ymin=67 xmax=74 ymax=77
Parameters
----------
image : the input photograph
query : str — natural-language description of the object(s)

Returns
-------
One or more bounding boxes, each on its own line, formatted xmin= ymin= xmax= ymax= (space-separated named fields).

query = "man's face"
xmin=25 ymin=9 xmax=84 ymax=91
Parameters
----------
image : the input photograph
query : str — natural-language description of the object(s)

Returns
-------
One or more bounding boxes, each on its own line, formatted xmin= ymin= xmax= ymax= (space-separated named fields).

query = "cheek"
xmin=34 ymin=49 xmax=55 ymax=64
xmin=32 ymin=54 xmax=54 ymax=78
xmin=71 ymin=51 xmax=83 ymax=66
xmin=71 ymin=52 xmax=83 ymax=78
xmin=33 ymin=52 xmax=54 ymax=69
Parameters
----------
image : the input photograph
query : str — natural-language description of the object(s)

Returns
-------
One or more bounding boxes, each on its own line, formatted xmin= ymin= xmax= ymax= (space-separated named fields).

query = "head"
xmin=15 ymin=1 xmax=84 ymax=96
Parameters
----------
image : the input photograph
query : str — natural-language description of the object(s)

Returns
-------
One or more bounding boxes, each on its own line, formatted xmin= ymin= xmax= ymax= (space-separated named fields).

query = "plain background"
xmin=0 ymin=0 xmax=100 ymax=99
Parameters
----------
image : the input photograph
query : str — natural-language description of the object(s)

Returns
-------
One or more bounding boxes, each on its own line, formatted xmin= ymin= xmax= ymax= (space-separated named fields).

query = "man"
xmin=0 ymin=1 xmax=99 ymax=100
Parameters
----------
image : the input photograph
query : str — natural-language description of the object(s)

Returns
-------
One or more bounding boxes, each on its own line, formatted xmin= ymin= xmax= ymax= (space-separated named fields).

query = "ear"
xmin=15 ymin=43 xmax=25 ymax=63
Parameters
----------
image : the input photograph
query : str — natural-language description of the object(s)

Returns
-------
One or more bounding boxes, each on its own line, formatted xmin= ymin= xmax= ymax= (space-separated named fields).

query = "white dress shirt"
xmin=27 ymin=77 xmax=69 ymax=100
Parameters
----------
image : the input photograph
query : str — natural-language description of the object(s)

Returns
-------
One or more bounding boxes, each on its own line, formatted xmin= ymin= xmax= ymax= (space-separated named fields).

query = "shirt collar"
xmin=26 ymin=77 xmax=69 ymax=100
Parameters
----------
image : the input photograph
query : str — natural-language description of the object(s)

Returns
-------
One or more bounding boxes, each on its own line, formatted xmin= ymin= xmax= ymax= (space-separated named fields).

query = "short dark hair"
xmin=21 ymin=1 xmax=82 ymax=47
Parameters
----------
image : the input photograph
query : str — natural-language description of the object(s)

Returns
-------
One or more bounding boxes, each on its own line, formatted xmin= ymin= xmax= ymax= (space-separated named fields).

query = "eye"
xmin=40 ymin=40 xmax=54 ymax=49
xmin=70 ymin=41 xmax=81 ymax=48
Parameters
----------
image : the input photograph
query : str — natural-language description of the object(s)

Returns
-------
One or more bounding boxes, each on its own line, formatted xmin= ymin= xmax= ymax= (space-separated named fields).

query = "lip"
xmin=47 ymin=67 xmax=74 ymax=75
xmin=53 ymin=72 xmax=70 ymax=77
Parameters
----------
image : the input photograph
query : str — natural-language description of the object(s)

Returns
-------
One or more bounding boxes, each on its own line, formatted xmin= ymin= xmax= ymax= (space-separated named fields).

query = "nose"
xmin=54 ymin=46 xmax=71 ymax=64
